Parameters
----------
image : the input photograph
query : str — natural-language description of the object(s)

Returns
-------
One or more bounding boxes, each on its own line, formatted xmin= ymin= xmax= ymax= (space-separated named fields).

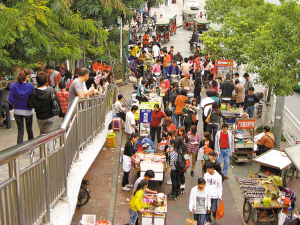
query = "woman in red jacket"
xmin=174 ymin=89 xmax=188 ymax=129
xmin=150 ymin=104 xmax=165 ymax=143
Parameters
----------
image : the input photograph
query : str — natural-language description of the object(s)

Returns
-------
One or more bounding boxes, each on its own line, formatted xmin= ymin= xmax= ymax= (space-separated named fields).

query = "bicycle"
xmin=77 ymin=180 xmax=91 ymax=207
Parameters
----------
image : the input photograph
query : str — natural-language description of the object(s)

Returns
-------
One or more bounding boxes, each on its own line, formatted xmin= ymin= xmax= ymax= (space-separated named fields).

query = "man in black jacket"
xmin=220 ymin=74 xmax=234 ymax=108
xmin=27 ymin=72 xmax=61 ymax=135
xmin=189 ymin=30 xmax=198 ymax=48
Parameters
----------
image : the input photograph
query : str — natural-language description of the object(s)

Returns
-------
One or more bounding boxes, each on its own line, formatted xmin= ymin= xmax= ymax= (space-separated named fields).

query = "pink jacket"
xmin=152 ymin=64 xmax=161 ymax=74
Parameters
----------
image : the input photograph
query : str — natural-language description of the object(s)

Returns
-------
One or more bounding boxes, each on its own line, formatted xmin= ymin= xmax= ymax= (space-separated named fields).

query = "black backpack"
xmin=175 ymin=151 xmax=186 ymax=172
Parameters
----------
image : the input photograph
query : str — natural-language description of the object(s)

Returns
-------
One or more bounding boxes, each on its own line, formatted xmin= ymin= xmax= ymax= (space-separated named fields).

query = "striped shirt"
xmin=187 ymin=132 xmax=202 ymax=153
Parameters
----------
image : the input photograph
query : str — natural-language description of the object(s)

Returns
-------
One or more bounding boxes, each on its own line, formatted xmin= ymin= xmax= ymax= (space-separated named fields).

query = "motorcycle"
xmin=189 ymin=41 xmax=197 ymax=53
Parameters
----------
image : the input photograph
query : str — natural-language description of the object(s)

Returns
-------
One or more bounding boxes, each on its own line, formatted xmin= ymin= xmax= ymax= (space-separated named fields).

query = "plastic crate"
xmin=104 ymin=133 xmax=116 ymax=148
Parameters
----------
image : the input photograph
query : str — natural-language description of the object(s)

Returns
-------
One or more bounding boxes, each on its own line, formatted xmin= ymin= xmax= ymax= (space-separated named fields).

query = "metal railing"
xmin=0 ymin=85 xmax=116 ymax=225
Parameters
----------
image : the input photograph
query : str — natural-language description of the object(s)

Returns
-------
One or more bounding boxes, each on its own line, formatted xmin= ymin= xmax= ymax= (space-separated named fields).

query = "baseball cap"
xmin=185 ymin=73 xmax=190 ymax=77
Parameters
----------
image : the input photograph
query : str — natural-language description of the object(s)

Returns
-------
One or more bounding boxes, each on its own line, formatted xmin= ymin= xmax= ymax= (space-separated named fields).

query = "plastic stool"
xmin=286 ymin=206 xmax=293 ymax=221
xmin=112 ymin=117 xmax=122 ymax=131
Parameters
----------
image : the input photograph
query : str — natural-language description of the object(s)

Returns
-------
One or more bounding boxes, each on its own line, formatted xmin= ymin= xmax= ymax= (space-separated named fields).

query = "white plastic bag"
xmin=122 ymin=155 xmax=131 ymax=172
xmin=197 ymin=147 xmax=204 ymax=161
xmin=278 ymin=209 xmax=287 ymax=225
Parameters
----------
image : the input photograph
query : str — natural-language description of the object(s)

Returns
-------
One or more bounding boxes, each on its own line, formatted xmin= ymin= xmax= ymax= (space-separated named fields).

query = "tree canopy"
xmin=203 ymin=0 xmax=300 ymax=96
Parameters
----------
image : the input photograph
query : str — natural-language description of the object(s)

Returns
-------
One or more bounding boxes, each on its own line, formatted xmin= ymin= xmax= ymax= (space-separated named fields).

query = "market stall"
xmin=142 ymin=193 xmax=167 ymax=225
xmin=215 ymin=59 xmax=234 ymax=79
xmin=235 ymin=176 xmax=289 ymax=224
xmin=231 ymin=118 xmax=255 ymax=164
xmin=252 ymin=149 xmax=296 ymax=186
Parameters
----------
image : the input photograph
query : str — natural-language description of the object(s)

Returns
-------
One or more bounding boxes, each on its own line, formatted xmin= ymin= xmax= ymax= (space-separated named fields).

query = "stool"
xmin=286 ymin=206 xmax=293 ymax=221
xmin=112 ymin=117 xmax=122 ymax=131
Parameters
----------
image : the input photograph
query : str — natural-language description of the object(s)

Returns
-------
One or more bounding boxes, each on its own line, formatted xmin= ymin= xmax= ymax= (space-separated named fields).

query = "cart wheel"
xmin=243 ymin=198 xmax=252 ymax=223
xmin=283 ymin=166 xmax=295 ymax=186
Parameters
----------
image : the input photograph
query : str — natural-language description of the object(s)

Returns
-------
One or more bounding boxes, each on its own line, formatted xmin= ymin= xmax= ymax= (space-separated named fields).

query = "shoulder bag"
xmin=205 ymin=108 xmax=212 ymax=123
xmin=50 ymin=87 xmax=61 ymax=116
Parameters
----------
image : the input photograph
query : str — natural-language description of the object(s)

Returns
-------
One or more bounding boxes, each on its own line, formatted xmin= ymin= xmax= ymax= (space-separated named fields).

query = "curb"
xmin=108 ymin=131 xmax=123 ymax=223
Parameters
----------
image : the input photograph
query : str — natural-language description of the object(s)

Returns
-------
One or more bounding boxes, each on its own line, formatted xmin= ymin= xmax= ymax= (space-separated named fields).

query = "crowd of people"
xmin=1 ymin=61 xmax=114 ymax=145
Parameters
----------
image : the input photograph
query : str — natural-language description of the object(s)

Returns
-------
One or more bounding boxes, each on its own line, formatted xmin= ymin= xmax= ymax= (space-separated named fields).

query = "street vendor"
xmin=256 ymin=126 xmax=275 ymax=156
xmin=167 ymin=61 xmax=180 ymax=79
xmin=178 ymin=73 xmax=191 ymax=91
xmin=136 ymin=80 xmax=153 ymax=102
xmin=133 ymin=170 xmax=158 ymax=195
xmin=278 ymin=186 xmax=297 ymax=209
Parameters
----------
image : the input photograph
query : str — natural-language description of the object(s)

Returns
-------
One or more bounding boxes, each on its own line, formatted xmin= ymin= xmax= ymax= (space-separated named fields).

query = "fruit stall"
xmin=252 ymin=149 xmax=296 ymax=187
xmin=142 ymin=193 xmax=167 ymax=225
xmin=236 ymin=176 xmax=289 ymax=224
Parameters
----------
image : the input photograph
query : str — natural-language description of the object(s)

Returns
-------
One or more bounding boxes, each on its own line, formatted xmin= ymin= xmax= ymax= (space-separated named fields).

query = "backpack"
xmin=175 ymin=151 xmax=186 ymax=172
xmin=50 ymin=87 xmax=61 ymax=116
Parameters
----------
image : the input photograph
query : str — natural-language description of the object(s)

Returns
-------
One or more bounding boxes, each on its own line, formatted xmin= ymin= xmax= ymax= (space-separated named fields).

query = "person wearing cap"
xmin=179 ymin=73 xmax=191 ymax=90
xmin=167 ymin=61 xmax=180 ymax=80
xmin=45 ymin=64 xmax=61 ymax=88
xmin=243 ymin=73 xmax=253 ymax=94
xmin=173 ymin=51 xmax=183 ymax=63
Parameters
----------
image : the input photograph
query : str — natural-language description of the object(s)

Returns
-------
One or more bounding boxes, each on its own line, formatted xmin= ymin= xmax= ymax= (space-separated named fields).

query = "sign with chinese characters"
xmin=216 ymin=60 xmax=234 ymax=66
xmin=237 ymin=119 xmax=256 ymax=130
xmin=140 ymin=109 xmax=152 ymax=123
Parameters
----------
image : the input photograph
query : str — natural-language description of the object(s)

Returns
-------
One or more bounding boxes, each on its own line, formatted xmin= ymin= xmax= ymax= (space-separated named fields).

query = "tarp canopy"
xmin=182 ymin=8 xmax=198 ymax=15
xmin=194 ymin=17 xmax=210 ymax=24
xmin=165 ymin=14 xmax=177 ymax=20
xmin=156 ymin=18 xmax=170 ymax=25
xmin=209 ymin=23 xmax=222 ymax=32
xmin=284 ymin=145 xmax=300 ymax=171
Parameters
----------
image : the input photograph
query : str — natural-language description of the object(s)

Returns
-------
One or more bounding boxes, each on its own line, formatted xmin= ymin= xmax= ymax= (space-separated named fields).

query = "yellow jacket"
xmin=129 ymin=189 xmax=144 ymax=212
xmin=131 ymin=45 xmax=140 ymax=57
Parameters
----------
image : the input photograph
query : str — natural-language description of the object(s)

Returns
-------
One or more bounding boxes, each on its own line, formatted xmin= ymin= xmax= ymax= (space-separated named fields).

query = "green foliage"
xmin=203 ymin=0 xmax=300 ymax=96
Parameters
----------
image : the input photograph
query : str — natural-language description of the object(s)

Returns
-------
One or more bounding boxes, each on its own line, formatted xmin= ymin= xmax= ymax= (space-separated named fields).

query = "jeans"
xmin=245 ymin=106 xmax=255 ymax=118
xmin=129 ymin=208 xmax=138 ymax=225
xmin=207 ymin=123 xmax=218 ymax=143
xmin=184 ymin=121 xmax=192 ymax=133
xmin=170 ymin=106 xmax=176 ymax=124
xmin=218 ymin=148 xmax=230 ymax=176
xmin=163 ymin=67 xmax=168 ymax=78
xmin=165 ymin=0 xmax=168 ymax=6
xmin=37 ymin=117 xmax=54 ymax=135
xmin=0 ymin=101 xmax=11 ymax=128
xmin=175 ymin=114 xmax=184 ymax=129
xmin=194 ymin=214 xmax=206 ymax=225
xmin=170 ymin=169 xmax=180 ymax=197
xmin=150 ymin=125 xmax=161 ymax=143
xmin=206 ymin=198 xmax=218 ymax=222
xmin=122 ymin=171 xmax=130 ymax=187
xmin=15 ymin=114 xmax=34 ymax=144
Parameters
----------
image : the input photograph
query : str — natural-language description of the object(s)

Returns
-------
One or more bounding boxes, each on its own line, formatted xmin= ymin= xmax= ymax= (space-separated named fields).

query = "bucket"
xmin=104 ymin=133 xmax=116 ymax=148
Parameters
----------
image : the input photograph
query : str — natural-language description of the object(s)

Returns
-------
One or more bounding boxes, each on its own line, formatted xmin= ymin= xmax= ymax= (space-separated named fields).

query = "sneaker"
xmin=190 ymin=171 xmax=194 ymax=177
xmin=166 ymin=180 xmax=172 ymax=185
xmin=126 ymin=184 xmax=133 ymax=188
xmin=121 ymin=186 xmax=130 ymax=191
xmin=180 ymin=184 xmax=185 ymax=189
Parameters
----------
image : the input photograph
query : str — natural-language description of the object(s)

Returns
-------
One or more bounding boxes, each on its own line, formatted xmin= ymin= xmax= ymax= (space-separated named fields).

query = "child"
xmin=128 ymin=179 xmax=148 ymax=225
xmin=278 ymin=186 xmax=297 ymax=209
xmin=189 ymin=178 xmax=211 ymax=225
xmin=203 ymin=162 xmax=223 ymax=224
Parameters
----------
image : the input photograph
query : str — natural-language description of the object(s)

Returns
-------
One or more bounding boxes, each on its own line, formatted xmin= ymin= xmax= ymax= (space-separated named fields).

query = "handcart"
xmin=231 ymin=118 xmax=255 ymax=165
xmin=252 ymin=149 xmax=296 ymax=186
xmin=235 ymin=176 xmax=289 ymax=224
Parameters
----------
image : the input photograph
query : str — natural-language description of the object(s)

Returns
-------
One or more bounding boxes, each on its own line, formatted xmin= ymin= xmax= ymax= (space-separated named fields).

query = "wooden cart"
xmin=142 ymin=194 xmax=167 ymax=225
xmin=239 ymin=178 xmax=289 ymax=224
xmin=252 ymin=149 xmax=296 ymax=186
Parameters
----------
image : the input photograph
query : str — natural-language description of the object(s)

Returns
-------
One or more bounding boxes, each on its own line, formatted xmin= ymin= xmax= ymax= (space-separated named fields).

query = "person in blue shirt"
xmin=130 ymin=57 xmax=140 ymax=79
xmin=167 ymin=61 xmax=180 ymax=80
xmin=211 ymin=91 xmax=219 ymax=105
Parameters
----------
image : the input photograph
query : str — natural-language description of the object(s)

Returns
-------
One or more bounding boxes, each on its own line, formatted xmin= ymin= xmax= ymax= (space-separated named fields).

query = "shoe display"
xmin=191 ymin=171 xmax=194 ymax=177
xmin=166 ymin=180 xmax=172 ymax=185
xmin=126 ymin=184 xmax=133 ymax=188
xmin=121 ymin=186 xmax=130 ymax=191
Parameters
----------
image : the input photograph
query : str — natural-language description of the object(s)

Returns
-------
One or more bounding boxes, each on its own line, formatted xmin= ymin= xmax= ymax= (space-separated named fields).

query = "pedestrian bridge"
xmin=0 ymin=85 xmax=117 ymax=225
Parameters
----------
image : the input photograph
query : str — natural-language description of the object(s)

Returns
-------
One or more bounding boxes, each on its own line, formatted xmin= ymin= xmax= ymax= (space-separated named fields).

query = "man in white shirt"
xmin=200 ymin=91 xmax=215 ymax=132
xmin=115 ymin=94 xmax=126 ymax=122
xmin=204 ymin=162 xmax=222 ymax=224
xmin=125 ymin=105 xmax=139 ymax=140
xmin=152 ymin=42 xmax=160 ymax=59
xmin=180 ymin=58 xmax=192 ymax=76
xmin=234 ymin=72 xmax=244 ymax=85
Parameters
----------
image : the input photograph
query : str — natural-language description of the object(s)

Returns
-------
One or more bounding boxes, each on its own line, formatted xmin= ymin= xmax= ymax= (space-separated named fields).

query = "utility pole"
xmin=274 ymin=96 xmax=285 ymax=148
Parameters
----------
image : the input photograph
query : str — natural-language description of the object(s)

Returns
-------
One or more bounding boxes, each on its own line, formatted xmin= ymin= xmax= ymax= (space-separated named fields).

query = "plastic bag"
xmin=216 ymin=199 xmax=224 ymax=220
xmin=197 ymin=147 xmax=204 ymax=161
xmin=278 ymin=210 xmax=287 ymax=225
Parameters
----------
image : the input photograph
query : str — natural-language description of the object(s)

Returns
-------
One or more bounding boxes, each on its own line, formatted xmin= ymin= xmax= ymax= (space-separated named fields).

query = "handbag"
xmin=185 ymin=218 xmax=197 ymax=225
xmin=191 ymin=112 xmax=197 ymax=123
xmin=205 ymin=108 xmax=212 ymax=123
xmin=50 ymin=87 xmax=61 ymax=116
xmin=160 ymin=91 xmax=166 ymax=97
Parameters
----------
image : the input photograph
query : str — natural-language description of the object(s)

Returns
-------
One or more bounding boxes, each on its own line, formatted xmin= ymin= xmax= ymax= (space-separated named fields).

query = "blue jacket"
xmin=9 ymin=82 xmax=34 ymax=110
xmin=167 ymin=65 xmax=180 ymax=76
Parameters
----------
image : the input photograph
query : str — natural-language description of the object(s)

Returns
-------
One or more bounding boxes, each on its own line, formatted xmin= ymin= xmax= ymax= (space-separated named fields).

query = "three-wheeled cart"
xmin=231 ymin=118 xmax=255 ymax=165
xmin=182 ymin=8 xmax=197 ymax=30
xmin=165 ymin=14 xmax=177 ymax=34
xmin=142 ymin=194 xmax=168 ymax=225
xmin=236 ymin=176 xmax=289 ymax=225
xmin=156 ymin=18 xmax=170 ymax=44
xmin=252 ymin=149 xmax=296 ymax=186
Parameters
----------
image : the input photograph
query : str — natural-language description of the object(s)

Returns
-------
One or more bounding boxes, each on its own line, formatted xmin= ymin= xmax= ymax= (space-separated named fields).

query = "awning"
xmin=182 ymin=8 xmax=198 ymax=15
xmin=284 ymin=145 xmax=300 ymax=171
xmin=194 ymin=17 xmax=210 ymax=24
xmin=156 ymin=18 xmax=170 ymax=25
